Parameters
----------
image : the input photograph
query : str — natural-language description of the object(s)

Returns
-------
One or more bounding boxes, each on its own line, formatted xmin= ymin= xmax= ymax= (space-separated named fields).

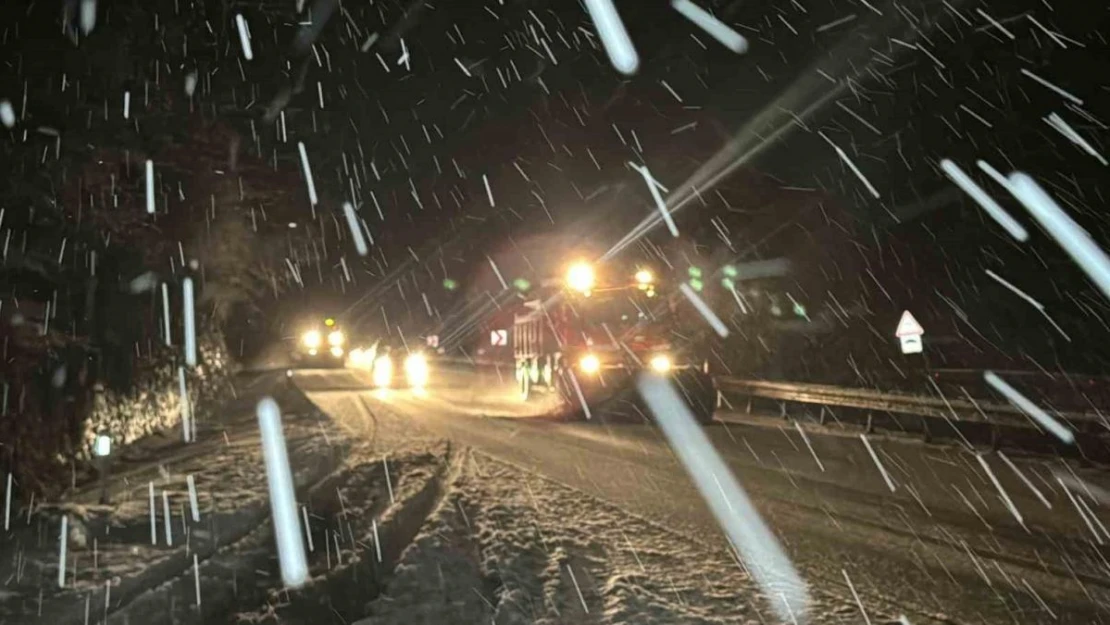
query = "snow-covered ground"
xmin=357 ymin=451 xmax=903 ymax=625
xmin=0 ymin=372 xmax=878 ymax=625
xmin=5 ymin=368 xmax=1101 ymax=624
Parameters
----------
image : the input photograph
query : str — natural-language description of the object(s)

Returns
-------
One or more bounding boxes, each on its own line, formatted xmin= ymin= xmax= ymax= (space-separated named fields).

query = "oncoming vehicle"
xmin=348 ymin=342 xmax=431 ymax=390
xmin=292 ymin=317 xmax=347 ymax=368
xmin=512 ymin=261 xmax=717 ymax=422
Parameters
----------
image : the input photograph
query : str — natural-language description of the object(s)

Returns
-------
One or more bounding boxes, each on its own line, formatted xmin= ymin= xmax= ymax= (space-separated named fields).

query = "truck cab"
xmin=513 ymin=262 xmax=715 ymax=421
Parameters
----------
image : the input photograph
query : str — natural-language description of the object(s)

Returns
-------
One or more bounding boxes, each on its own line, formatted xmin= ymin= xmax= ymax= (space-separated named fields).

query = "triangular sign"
xmin=895 ymin=311 xmax=924 ymax=337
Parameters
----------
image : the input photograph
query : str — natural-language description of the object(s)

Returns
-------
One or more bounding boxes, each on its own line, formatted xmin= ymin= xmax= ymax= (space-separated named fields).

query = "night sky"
xmin=1 ymin=0 xmax=1108 ymax=383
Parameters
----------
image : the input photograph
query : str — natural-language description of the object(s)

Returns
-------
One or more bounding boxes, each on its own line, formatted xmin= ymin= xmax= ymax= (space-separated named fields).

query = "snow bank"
xmin=80 ymin=333 xmax=231 ymax=460
xmin=0 ymin=393 xmax=350 ymax=625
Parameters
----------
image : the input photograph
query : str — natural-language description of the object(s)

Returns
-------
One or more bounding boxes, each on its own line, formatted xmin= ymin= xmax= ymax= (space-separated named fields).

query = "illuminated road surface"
xmin=291 ymin=366 xmax=1110 ymax=623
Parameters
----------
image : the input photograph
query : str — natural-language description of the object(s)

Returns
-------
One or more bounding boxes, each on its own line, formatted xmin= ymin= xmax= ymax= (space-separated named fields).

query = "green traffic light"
xmin=513 ymin=278 xmax=532 ymax=291
xmin=723 ymin=265 xmax=738 ymax=278
xmin=688 ymin=266 xmax=703 ymax=278
xmin=443 ymin=278 xmax=458 ymax=291
xmin=689 ymin=278 xmax=704 ymax=292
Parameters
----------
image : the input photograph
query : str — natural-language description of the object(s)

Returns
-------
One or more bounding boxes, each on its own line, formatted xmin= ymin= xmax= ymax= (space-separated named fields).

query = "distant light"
xmin=324 ymin=318 xmax=335 ymax=327
xmin=635 ymin=270 xmax=654 ymax=285
xmin=689 ymin=278 xmax=704 ymax=292
xmin=513 ymin=278 xmax=532 ymax=291
xmin=579 ymin=353 xmax=601 ymax=374
xmin=94 ymin=433 xmax=111 ymax=457
xmin=288 ymin=222 xmax=298 ymax=228
xmin=404 ymin=353 xmax=430 ymax=388
xmin=302 ymin=330 xmax=322 ymax=349
xmin=566 ymin=262 xmax=596 ymax=294
xmin=443 ymin=278 xmax=458 ymax=291
xmin=649 ymin=354 xmax=672 ymax=373
xmin=688 ymin=266 xmax=703 ymax=278
xmin=372 ymin=356 xmax=394 ymax=388
xmin=723 ymin=265 xmax=738 ymax=278
xmin=721 ymin=277 xmax=735 ymax=290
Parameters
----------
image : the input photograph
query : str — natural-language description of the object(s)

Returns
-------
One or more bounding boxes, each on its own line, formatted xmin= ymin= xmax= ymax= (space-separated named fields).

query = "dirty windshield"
xmin=3 ymin=1 xmax=1109 ymax=624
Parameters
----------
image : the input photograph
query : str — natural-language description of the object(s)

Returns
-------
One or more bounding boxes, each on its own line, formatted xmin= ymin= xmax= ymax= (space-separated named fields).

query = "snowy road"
xmin=5 ymin=368 xmax=1108 ymax=624
xmin=294 ymin=367 xmax=1110 ymax=624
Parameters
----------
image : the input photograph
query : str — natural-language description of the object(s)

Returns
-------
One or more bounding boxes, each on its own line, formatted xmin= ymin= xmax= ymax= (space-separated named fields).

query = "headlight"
xmin=302 ymin=330 xmax=322 ymax=349
xmin=404 ymin=353 xmax=430 ymax=388
xmin=648 ymin=354 xmax=672 ymax=373
xmin=566 ymin=262 xmax=595 ymax=294
xmin=328 ymin=330 xmax=344 ymax=346
xmin=579 ymin=353 xmax=601 ymax=374
xmin=372 ymin=356 xmax=393 ymax=388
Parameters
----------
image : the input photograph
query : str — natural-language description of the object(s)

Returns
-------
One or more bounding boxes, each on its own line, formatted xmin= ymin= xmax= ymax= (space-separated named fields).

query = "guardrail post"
xmin=921 ymin=416 xmax=932 ymax=444
xmin=779 ymin=401 xmax=787 ymax=420
xmin=818 ymin=405 xmax=827 ymax=426
xmin=865 ymin=412 xmax=874 ymax=434
xmin=989 ymin=424 xmax=1000 ymax=452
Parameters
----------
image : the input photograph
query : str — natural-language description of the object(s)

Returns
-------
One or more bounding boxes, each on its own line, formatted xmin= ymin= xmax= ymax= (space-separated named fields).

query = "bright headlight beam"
xmin=637 ymin=375 xmax=808 ymax=622
xmin=649 ymin=354 xmax=672 ymax=373
xmin=404 ymin=353 xmax=430 ymax=388
xmin=302 ymin=330 xmax=322 ymax=349
xmin=579 ymin=353 xmax=601 ymax=374
xmin=567 ymin=262 xmax=596 ymax=293
xmin=372 ymin=356 xmax=393 ymax=388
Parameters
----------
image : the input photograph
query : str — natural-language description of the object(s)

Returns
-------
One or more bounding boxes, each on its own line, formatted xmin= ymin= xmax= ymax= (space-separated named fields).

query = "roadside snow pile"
xmin=358 ymin=452 xmax=876 ymax=625
xmin=0 ymin=395 xmax=348 ymax=625
xmin=81 ymin=334 xmax=231 ymax=458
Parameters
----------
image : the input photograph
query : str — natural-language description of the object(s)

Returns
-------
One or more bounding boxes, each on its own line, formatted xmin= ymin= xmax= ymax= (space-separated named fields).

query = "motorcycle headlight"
xmin=648 ymin=354 xmax=672 ymax=374
xmin=404 ymin=353 xmax=430 ymax=388
xmin=302 ymin=330 xmax=322 ymax=349
xmin=328 ymin=330 xmax=345 ymax=346
xmin=372 ymin=356 xmax=393 ymax=388
xmin=579 ymin=353 xmax=601 ymax=374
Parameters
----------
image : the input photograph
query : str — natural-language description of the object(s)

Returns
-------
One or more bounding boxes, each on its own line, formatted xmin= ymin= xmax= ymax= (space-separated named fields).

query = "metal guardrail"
xmin=715 ymin=377 xmax=1108 ymax=434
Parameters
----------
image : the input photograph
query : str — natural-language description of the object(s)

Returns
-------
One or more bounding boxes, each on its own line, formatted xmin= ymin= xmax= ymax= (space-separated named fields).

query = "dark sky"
xmin=1 ymin=0 xmax=1108 ymax=378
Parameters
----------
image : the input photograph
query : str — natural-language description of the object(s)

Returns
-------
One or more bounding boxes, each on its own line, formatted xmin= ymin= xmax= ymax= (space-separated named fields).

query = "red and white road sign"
xmin=490 ymin=329 xmax=508 ymax=346
xmin=895 ymin=310 xmax=924 ymax=337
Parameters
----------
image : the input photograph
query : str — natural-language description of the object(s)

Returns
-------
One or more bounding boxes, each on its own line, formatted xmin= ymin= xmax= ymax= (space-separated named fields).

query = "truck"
xmin=511 ymin=261 xmax=717 ymax=422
